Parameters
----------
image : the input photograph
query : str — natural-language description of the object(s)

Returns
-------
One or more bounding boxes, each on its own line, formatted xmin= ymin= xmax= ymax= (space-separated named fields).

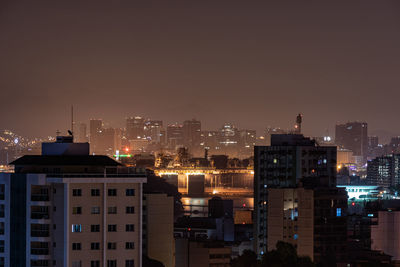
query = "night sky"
xmin=1 ymin=1 xmax=400 ymax=139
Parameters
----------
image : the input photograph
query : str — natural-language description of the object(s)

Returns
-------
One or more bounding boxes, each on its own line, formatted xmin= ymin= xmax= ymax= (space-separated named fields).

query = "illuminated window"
xmin=336 ymin=208 xmax=342 ymax=217
xmin=72 ymin=224 xmax=82 ymax=233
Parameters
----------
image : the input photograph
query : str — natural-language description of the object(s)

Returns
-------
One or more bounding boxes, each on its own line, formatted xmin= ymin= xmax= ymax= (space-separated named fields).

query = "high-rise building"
xmin=167 ymin=124 xmax=184 ymax=150
xmin=144 ymin=120 xmax=163 ymax=144
xmin=200 ymin=131 xmax=219 ymax=153
xmin=218 ymin=123 xmax=239 ymax=157
xmin=0 ymin=137 xmax=146 ymax=267
xmin=335 ymin=122 xmax=368 ymax=163
xmin=126 ymin=117 xmax=145 ymax=140
xmin=238 ymin=129 xmax=256 ymax=158
xmin=97 ymin=127 xmax=116 ymax=155
xmin=367 ymin=154 xmax=400 ymax=187
xmin=76 ymin=123 xmax=87 ymax=143
xmin=89 ymin=119 xmax=102 ymax=154
xmin=183 ymin=119 xmax=201 ymax=155
xmin=254 ymin=134 xmax=341 ymax=262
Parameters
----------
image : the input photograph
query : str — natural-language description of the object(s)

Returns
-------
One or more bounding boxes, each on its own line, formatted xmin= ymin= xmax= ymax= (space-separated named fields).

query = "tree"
xmin=142 ymin=255 xmax=165 ymax=267
xmin=231 ymin=250 xmax=260 ymax=267
xmin=261 ymin=241 xmax=314 ymax=267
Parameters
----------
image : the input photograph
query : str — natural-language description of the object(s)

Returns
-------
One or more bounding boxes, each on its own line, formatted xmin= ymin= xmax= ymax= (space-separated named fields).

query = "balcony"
xmin=31 ymin=248 xmax=49 ymax=255
xmin=31 ymin=206 xmax=50 ymax=220
xmin=31 ymin=213 xmax=49 ymax=220
xmin=31 ymin=194 xmax=49 ymax=202
xmin=31 ymin=242 xmax=49 ymax=255
xmin=31 ymin=186 xmax=50 ymax=202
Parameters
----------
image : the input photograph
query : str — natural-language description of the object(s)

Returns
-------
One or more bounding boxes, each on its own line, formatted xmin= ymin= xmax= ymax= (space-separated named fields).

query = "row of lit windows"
xmin=72 ymin=188 xmax=135 ymax=197
xmin=72 ymin=242 xmax=135 ymax=250
xmin=72 ymin=206 xmax=135 ymax=215
xmin=72 ymin=224 xmax=135 ymax=232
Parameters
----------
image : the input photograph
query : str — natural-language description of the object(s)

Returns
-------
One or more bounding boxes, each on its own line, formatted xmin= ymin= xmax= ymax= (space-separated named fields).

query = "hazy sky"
xmin=1 ymin=1 xmax=400 ymax=139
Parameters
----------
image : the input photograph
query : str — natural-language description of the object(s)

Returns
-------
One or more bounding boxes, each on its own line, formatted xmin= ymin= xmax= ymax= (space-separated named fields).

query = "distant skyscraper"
xmin=238 ymin=129 xmax=256 ymax=158
xmin=89 ymin=119 xmax=102 ymax=154
xmin=183 ymin=119 xmax=201 ymax=154
xmin=335 ymin=122 xmax=368 ymax=163
xmin=200 ymin=131 xmax=218 ymax=152
xmin=126 ymin=117 xmax=145 ymax=140
xmin=218 ymin=123 xmax=239 ymax=157
xmin=76 ymin=123 xmax=87 ymax=143
xmin=144 ymin=120 xmax=163 ymax=143
xmin=167 ymin=124 xmax=184 ymax=150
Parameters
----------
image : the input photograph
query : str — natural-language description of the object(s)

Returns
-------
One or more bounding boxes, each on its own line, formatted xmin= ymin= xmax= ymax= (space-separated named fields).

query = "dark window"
xmin=0 ymin=185 xmax=4 ymax=200
xmin=126 ymin=189 xmax=135 ymax=196
xmin=72 ymin=243 xmax=81 ymax=250
xmin=72 ymin=207 xmax=82 ymax=214
xmin=126 ymin=207 xmax=135 ymax=214
xmin=0 ymin=240 xmax=4 ymax=253
xmin=126 ymin=224 xmax=135 ymax=232
xmin=72 ymin=189 xmax=82 ymax=196
xmin=31 ymin=260 xmax=49 ymax=267
xmin=108 ymin=189 xmax=117 ymax=196
xmin=108 ymin=207 xmax=117 ymax=214
xmin=107 ymin=242 xmax=116 ymax=250
xmin=91 ymin=189 xmax=100 ymax=196
xmin=107 ymin=260 xmax=117 ymax=267
xmin=91 ymin=261 xmax=100 ymax=267
xmin=91 ymin=207 xmax=100 ymax=214
xmin=91 ymin=225 xmax=100 ymax=232
xmin=125 ymin=242 xmax=134 ymax=249
xmin=91 ymin=243 xmax=100 ymax=250
xmin=126 ymin=259 xmax=134 ymax=267
xmin=108 ymin=224 xmax=117 ymax=232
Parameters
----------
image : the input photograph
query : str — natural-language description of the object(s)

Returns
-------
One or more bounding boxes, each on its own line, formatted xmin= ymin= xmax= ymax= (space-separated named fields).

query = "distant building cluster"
xmin=81 ymin=117 xmax=257 ymax=159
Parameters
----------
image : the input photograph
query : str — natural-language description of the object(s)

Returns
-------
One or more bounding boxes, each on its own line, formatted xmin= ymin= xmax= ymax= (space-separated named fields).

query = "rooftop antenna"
xmin=71 ymin=105 xmax=74 ymax=135
xmin=295 ymin=113 xmax=302 ymax=134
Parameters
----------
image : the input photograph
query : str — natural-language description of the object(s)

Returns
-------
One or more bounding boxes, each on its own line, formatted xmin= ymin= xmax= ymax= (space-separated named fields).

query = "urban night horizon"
xmin=1 ymin=1 xmax=400 ymax=267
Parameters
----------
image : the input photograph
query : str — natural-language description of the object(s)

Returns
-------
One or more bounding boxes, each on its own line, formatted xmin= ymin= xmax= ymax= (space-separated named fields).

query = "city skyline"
xmin=1 ymin=1 xmax=400 ymax=138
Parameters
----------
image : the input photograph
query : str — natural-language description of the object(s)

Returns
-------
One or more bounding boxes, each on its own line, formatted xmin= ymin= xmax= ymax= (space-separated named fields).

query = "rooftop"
xmin=10 ymin=155 xmax=122 ymax=166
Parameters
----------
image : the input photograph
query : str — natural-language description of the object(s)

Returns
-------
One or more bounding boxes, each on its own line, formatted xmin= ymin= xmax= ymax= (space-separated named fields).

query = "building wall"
xmin=371 ymin=211 xmax=400 ymax=261
xmin=267 ymin=188 xmax=314 ymax=260
xmin=144 ymin=193 xmax=175 ymax=267
xmin=68 ymin=182 xmax=141 ymax=267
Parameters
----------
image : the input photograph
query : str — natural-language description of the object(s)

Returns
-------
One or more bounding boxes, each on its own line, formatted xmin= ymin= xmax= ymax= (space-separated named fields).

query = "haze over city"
xmin=1 ymin=1 xmax=400 ymax=139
